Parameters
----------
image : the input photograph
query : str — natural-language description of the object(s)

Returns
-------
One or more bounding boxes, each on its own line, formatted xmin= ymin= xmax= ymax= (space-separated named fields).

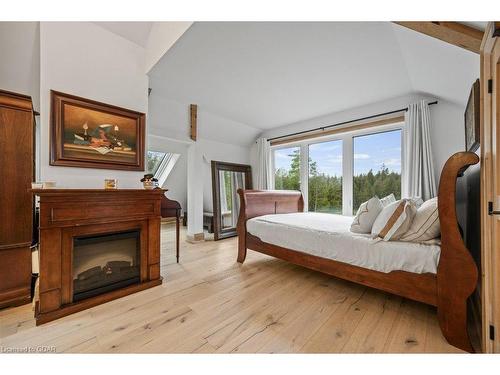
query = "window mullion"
xmin=342 ymin=135 xmax=353 ymax=216
xmin=300 ymin=144 xmax=309 ymax=212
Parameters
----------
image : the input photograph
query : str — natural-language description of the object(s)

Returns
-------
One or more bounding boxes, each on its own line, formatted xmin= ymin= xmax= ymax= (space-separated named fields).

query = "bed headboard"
xmin=455 ymin=158 xmax=481 ymax=271
xmin=237 ymin=189 xmax=304 ymax=222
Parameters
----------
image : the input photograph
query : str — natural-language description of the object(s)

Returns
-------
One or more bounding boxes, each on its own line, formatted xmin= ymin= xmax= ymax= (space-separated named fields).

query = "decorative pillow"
xmin=371 ymin=199 xmax=417 ymax=241
xmin=408 ymin=196 xmax=424 ymax=208
xmin=350 ymin=196 xmax=383 ymax=234
xmin=400 ymin=197 xmax=440 ymax=242
xmin=380 ymin=194 xmax=396 ymax=207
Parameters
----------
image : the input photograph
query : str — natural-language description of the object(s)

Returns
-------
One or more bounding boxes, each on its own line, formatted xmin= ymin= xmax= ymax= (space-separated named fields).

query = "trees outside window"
xmin=308 ymin=140 xmax=343 ymax=214
xmin=353 ymin=130 xmax=402 ymax=213
xmin=146 ymin=151 xmax=168 ymax=175
xmin=274 ymin=147 xmax=300 ymax=190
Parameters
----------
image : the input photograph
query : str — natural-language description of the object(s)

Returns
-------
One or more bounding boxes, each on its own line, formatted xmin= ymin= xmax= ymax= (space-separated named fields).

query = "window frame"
xmin=271 ymin=121 xmax=404 ymax=216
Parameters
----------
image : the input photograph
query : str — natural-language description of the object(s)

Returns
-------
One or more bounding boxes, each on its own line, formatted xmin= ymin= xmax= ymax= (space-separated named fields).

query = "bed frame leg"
xmin=237 ymin=238 xmax=247 ymax=263
xmin=438 ymin=300 xmax=474 ymax=353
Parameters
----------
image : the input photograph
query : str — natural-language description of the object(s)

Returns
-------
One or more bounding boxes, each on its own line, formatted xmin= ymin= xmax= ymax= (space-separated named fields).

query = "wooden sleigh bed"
xmin=236 ymin=152 xmax=479 ymax=352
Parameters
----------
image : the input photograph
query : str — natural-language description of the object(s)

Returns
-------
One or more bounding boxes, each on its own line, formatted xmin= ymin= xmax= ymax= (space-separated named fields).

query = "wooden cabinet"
xmin=0 ymin=89 xmax=35 ymax=309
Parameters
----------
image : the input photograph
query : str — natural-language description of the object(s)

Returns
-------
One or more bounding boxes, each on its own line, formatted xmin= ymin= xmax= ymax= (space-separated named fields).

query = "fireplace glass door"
xmin=72 ymin=230 xmax=140 ymax=302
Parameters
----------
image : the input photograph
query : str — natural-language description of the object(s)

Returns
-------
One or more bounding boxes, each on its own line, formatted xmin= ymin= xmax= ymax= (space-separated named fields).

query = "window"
xmin=271 ymin=122 xmax=403 ymax=216
xmin=353 ymin=130 xmax=402 ymax=213
xmin=308 ymin=140 xmax=343 ymax=214
xmin=146 ymin=150 xmax=168 ymax=176
xmin=274 ymin=146 xmax=301 ymax=190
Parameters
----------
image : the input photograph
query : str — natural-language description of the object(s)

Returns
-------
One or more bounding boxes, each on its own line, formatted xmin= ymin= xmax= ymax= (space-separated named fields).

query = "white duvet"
xmin=246 ymin=212 xmax=440 ymax=274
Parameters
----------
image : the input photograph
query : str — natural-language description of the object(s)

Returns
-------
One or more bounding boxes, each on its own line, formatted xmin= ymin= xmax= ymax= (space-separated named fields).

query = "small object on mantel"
xmin=104 ymin=179 xmax=117 ymax=189
xmin=141 ymin=174 xmax=159 ymax=190
xmin=43 ymin=181 xmax=56 ymax=189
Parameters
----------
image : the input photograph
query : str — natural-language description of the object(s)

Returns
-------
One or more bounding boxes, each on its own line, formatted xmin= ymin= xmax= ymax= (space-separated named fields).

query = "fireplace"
xmin=33 ymin=188 xmax=164 ymax=325
xmin=72 ymin=230 xmax=140 ymax=302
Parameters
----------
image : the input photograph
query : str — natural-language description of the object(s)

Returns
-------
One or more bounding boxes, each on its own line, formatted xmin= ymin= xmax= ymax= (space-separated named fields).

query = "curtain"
xmin=256 ymin=137 xmax=273 ymax=189
xmin=403 ymin=100 xmax=437 ymax=201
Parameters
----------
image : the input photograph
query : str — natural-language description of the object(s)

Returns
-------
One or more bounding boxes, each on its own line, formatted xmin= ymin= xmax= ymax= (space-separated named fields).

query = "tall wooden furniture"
xmin=0 ymin=89 xmax=35 ymax=309
xmin=33 ymin=189 xmax=164 ymax=325
xmin=160 ymin=193 xmax=181 ymax=263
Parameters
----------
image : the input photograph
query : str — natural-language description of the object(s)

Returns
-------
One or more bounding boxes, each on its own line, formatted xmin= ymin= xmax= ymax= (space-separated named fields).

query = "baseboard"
xmin=186 ymin=232 xmax=204 ymax=243
xmin=0 ymin=286 xmax=31 ymax=309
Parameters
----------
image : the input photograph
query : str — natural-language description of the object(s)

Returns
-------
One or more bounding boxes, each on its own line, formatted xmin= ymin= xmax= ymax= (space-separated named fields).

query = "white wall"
xmin=259 ymin=93 xmax=467 ymax=182
xmin=0 ymin=22 xmax=40 ymax=111
xmin=148 ymin=93 xmax=261 ymax=146
xmin=147 ymin=92 xmax=260 ymax=233
xmin=39 ymin=22 xmax=149 ymax=188
xmin=429 ymin=99 xmax=467 ymax=179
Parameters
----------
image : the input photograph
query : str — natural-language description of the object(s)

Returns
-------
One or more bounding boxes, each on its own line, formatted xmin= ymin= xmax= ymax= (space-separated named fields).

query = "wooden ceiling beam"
xmin=393 ymin=22 xmax=484 ymax=54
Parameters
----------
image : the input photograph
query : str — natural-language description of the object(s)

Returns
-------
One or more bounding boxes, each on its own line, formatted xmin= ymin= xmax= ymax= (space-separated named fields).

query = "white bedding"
xmin=246 ymin=212 xmax=440 ymax=274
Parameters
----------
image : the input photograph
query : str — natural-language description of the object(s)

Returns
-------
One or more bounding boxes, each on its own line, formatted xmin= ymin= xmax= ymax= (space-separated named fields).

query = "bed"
xmin=236 ymin=152 xmax=479 ymax=352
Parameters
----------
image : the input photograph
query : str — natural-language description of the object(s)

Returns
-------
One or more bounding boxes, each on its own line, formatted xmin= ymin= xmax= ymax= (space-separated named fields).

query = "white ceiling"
xmin=148 ymin=22 xmax=480 ymax=130
xmin=94 ymin=22 xmax=153 ymax=47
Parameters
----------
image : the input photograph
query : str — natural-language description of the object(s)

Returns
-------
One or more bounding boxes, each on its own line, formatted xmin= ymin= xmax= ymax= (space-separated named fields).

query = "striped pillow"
xmin=371 ymin=199 xmax=417 ymax=241
xmin=400 ymin=197 xmax=440 ymax=242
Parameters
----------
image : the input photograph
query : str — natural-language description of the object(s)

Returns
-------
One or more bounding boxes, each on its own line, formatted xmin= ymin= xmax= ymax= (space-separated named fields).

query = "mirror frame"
xmin=211 ymin=161 xmax=253 ymax=240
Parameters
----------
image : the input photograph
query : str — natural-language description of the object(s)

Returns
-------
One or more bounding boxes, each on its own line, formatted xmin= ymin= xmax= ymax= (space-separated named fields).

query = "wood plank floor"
xmin=0 ymin=223 xmax=462 ymax=353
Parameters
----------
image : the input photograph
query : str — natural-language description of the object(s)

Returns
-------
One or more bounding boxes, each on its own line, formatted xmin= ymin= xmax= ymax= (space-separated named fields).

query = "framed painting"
xmin=50 ymin=90 xmax=145 ymax=171
xmin=464 ymin=79 xmax=480 ymax=152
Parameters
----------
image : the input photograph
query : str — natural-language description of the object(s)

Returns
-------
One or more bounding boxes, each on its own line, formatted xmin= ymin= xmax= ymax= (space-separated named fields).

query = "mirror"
xmin=211 ymin=161 xmax=252 ymax=240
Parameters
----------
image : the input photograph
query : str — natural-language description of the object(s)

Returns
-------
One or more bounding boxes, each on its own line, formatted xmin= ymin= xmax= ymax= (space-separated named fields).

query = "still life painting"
xmin=50 ymin=91 xmax=145 ymax=170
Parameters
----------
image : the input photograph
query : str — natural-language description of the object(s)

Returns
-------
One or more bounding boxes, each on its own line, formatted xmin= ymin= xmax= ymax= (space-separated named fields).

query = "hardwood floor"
xmin=0 ymin=222 xmax=462 ymax=353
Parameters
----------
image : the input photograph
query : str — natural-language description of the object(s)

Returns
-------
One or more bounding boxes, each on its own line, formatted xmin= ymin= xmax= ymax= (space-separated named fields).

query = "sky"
xmin=274 ymin=129 xmax=402 ymax=177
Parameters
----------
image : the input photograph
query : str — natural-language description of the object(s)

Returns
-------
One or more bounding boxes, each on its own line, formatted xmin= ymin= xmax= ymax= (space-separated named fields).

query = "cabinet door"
xmin=0 ymin=107 xmax=34 ymax=246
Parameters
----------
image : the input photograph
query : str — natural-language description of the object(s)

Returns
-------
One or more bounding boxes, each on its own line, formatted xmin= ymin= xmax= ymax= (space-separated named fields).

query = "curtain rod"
xmin=267 ymin=101 xmax=438 ymax=143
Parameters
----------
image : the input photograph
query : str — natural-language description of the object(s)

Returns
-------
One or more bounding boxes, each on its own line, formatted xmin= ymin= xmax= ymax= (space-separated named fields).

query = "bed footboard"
xmin=236 ymin=189 xmax=304 ymax=263
xmin=437 ymin=151 xmax=480 ymax=353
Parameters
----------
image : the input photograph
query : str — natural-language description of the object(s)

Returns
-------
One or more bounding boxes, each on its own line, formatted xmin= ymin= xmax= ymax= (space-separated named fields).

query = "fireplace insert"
xmin=72 ymin=230 xmax=140 ymax=302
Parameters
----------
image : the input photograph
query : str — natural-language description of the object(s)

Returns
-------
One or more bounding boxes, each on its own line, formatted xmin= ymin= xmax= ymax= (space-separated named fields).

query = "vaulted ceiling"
xmin=94 ymin=22 xmax=154 ymax=47
xmin=148 ymin=22 xmax=480 ymax=130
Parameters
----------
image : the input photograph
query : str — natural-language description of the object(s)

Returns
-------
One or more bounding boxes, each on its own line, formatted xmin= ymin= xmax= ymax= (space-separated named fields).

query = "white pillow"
xmin=408 ymin=196 xmax=424 ymax=208
xmin=380 ymin=194 xmax=396 ymax=207
xmin=350 ymin=196 xmax=383 ymax=234
xmin=371 ymin=199 xmax=417 ymax=241
xmin=400 ymin=197 xmax=440 ymax=242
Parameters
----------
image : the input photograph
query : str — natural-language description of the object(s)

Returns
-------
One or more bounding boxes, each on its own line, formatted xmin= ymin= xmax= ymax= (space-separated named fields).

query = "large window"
xmin=274 ymin=146 xmax=301 ymax=190
xmin=308 ymin=140 xmax=343 ymax=214
xmin=353 ymin=130 xmax=402 ymax=212
xmin=272 ymin=123 xmax=403 ymax=216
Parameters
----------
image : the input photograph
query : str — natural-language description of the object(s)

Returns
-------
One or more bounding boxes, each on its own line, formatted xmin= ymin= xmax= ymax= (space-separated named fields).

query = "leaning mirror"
xmin=211 ymin=161 xmax=252 ymax=240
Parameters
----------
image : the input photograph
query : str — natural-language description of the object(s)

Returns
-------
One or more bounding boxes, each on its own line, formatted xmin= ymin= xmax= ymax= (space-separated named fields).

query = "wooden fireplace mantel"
xmin=33 ymin=188 xmax=165 ymax=325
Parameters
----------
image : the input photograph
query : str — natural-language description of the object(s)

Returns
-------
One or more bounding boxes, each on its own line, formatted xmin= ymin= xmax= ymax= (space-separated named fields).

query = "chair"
xmin=160 ymin=194 xmax=181 ymax=263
